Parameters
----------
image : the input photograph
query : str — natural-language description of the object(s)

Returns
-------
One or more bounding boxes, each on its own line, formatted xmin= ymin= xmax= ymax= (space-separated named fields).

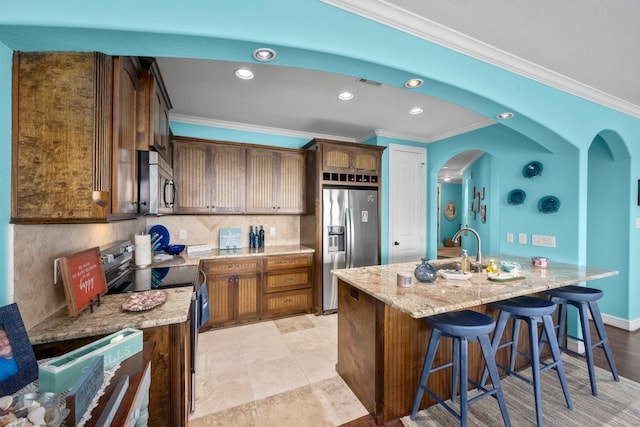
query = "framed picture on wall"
xmin=444 ymin=201 xmax=458 ymax=221
xmin=0 ymin=303 xmax=38 ymax=395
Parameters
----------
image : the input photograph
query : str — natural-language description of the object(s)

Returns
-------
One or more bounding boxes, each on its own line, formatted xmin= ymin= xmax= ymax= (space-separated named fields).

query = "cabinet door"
xmin=112 ymin=56 xmax=142 ymax=216
xmin=246 ymin=149 xmax=304 ymax=214
xmin=235 ymin=273 xmax=259 ymax=321
xmin=277 ymin=151 xmax=305 ymax=213
xmin=173 ymin=142 xmax=211 ymax=213
xmin=210 ymin=145 xmax=246 ymax=213
xmin=205 ymin=274 xmax=234 ymax=325
xmin=12 ymin=52 xmax=113 ymax=222
xmin=323 ymin=145 xmax=380 ymax=174
xmin=246 ymin=149 xmax=276 ymax=213
xmin=199 ymin=258 xmax=260 ymax=328
xmin=149 ymin=64 xmax=172 ymax=164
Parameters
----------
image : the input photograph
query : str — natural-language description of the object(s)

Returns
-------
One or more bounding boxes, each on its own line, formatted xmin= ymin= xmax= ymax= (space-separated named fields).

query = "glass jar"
xmin=414 ymin=258 xmax=437 ymax=283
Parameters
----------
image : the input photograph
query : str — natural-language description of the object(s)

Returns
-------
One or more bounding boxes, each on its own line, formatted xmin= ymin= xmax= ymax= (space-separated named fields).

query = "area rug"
xmin=402 ymin=355 xmax=640 ymax=426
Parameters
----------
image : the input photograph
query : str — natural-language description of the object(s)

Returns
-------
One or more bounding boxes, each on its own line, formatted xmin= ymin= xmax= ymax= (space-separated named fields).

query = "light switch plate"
xmin=270 ymin=227 xmax=276 ymax=236
xmin=518 ymin=233 xmax=527 ymax=244
xmin=636 ymin=218 xmax=640 ymax=228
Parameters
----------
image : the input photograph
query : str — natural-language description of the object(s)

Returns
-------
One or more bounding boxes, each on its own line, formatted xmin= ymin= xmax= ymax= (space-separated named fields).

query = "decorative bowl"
xmin=164 ymin=244 xmax=185 ymax=255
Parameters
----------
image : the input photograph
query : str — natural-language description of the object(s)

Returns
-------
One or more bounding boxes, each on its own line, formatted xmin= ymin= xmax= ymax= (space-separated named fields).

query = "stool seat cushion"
xmin=427 ymin=310 xmax=495 ymax=337
xmin=492 ymin=295 xmax=556 ymax=317
xmin=545 ymin=285 xmax=603 ymax=302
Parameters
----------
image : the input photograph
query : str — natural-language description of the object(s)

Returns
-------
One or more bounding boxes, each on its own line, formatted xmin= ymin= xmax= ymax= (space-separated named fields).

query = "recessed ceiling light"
xmin=409 ymin=107 xmax=423 ymax=115
xmin=405 ymin=78 xmax=423 ymax=88
xmin=235 ymin=68 xmax=254 ymax=80
xmin=496 ymin=112 xmax=514 ymax=120
xmin=253 ymin=48 xmax=276 ymax=62
xmin=337 ymin=91 xmax=354 ymax=101
xmin=443 ymin=176 xmax=452 ymax=182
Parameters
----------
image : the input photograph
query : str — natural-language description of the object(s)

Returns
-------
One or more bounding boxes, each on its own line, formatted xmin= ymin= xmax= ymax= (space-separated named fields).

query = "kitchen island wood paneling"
xmin=332 ymin=256 xmax=618 ymax=425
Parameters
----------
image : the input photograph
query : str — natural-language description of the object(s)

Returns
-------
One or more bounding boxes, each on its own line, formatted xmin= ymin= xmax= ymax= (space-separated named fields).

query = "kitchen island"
xmin=332 ymin=255 xmax=618 ymax=425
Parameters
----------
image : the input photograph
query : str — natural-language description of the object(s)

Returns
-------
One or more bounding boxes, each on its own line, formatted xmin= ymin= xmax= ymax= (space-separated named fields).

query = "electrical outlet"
xmin=506 ymin=232 xmax=514 ymax=243
xmin=270 ymin=227 xmax=276 ymax=236
xmin=179 ymin=230 xmax=187 ymax=239
xmin=53 ymin=258 xmax=62 ymax=284
xmin=518 ymin=233 xmax=527 ymax=244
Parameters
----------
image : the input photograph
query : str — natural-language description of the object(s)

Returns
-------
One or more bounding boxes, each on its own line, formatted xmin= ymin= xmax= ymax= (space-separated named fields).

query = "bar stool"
xmin=543 ymin=285 xmax=619 ymax=396
xmin=480 ymin=296 xmax=572 ymax=427
xmin=411 ymin=310 xmax=511 ymax=427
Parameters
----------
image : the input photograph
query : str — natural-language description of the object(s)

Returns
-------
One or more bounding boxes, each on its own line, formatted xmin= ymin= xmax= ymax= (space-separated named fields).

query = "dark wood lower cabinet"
xmin=200 ymin=253 xmax=313 ymax=329
xmin=33 ymin=322 xmax=190 ymax=427
xmin=336 ymin=280 xmax=550 ymax=425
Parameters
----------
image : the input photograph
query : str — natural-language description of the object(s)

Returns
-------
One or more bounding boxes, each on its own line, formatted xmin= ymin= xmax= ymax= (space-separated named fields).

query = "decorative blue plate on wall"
xmin=507 ymin=189 xmax=526 ymax=205
xmin=523 ymin=161 xmax=543 ymax=178
xmin=149 ymin=224 xmax=170 ymax=251
xmin=538 ymin=196 xmax=560 ymax=213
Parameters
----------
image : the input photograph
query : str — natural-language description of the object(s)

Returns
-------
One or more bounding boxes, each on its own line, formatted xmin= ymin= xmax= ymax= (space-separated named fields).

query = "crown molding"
xmin=376 ymin=117 xmax=494 ymax=144
xmin=323 ymin=0 xmax=640 ymax=118
xmin=170 ymin=114 xmax=357 ymax=142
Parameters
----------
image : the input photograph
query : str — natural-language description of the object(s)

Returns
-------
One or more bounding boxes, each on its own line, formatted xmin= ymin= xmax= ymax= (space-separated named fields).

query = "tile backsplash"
xmin=12 ymin=215 xmax=300 ymax=330
xmin=145 ymin=215 xmax=300 ymax=249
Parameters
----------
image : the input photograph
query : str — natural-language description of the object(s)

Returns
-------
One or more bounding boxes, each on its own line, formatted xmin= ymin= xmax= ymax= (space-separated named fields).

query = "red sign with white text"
xmin=60 ymin=247 xmax=107 ymax=317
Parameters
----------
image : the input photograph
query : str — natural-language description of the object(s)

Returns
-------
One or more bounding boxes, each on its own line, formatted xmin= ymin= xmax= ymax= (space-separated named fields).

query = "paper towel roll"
xmin=135 ymin=234 xmax=152 ymax=267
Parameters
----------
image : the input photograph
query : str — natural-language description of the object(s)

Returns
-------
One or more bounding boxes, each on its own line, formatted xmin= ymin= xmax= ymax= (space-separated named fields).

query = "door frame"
xmin=388 ymin=143 xmax=426 ymax=264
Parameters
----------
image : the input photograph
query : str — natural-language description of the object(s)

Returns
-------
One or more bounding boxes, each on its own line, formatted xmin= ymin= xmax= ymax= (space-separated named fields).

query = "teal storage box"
xmin=38 ymin=328 xmax=142 ymax=393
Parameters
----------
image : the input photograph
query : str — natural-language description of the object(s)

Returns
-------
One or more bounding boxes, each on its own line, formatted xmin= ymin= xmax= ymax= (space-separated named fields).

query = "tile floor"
xmin=188 ymin=313 xmax=369 ymax=426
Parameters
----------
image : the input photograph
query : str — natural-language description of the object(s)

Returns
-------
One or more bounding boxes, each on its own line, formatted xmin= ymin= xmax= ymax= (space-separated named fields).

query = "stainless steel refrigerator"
xmin=322 ymin=188 xmax=379 ymax=312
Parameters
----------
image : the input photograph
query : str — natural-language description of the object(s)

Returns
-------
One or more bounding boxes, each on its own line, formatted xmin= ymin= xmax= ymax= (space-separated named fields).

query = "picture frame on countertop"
xmin=0 ymin=303 xmax=38 ymax=395
xmin=60 ymin=247 xmax=107 ymax=317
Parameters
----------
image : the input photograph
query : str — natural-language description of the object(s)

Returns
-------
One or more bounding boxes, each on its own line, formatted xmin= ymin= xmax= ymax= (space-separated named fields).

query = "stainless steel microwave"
xmin=138 ymin=150 xmax=175 ymax=215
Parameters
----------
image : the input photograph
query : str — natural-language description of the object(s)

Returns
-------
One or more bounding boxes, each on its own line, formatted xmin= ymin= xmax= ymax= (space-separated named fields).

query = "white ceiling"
xmin=158 ymin=1 xmax=639 ymax=183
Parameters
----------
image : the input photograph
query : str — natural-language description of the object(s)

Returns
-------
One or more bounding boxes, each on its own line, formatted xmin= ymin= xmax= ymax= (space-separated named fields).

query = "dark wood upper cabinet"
xmin=246 ymin=148 xmax=305 ymax=214
xmin=172 ymin=137 xmax=246 ymax=214
xmin=111 ymin=56 xmax=144 ymax=218
xmin=11 ymin=51 xmax=114 ymax=223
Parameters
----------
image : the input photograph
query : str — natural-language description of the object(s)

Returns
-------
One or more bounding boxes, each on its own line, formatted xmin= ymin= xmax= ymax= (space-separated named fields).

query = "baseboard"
xmin=565 ymin=312 xmax=639 ymax=353
xmin=601 ymin=313 xmax=640 ymax=332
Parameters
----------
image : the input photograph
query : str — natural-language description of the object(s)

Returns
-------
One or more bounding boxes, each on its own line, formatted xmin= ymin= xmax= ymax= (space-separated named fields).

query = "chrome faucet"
xmin=452 ymin=227 xmax=482 ymax=270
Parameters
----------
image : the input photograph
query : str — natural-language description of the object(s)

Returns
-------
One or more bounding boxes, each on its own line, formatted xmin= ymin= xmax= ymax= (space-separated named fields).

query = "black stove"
xmin=100 ymin=240 xmax=199 ymax=294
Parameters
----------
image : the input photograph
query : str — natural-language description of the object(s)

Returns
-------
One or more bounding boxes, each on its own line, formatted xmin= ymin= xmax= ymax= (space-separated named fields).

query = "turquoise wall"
xmin=0 ymin=42 xmax=10 ymax=306
xmin=1 ymin=1 xmax=640 ymax=324
xmin=587 ymin=135 xmax=630 ymax=318
xmin=440 ymin=184 xmax=462 ymax=243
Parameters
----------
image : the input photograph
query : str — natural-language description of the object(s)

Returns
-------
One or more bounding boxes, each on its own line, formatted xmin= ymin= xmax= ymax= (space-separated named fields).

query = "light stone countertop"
xmin=153 ymin=244 xmax=315 ymax=267
xmin=28 ymin=246 xmax=314 ymax=345
xmin=27 ymin=287 xmax=193 ymax=345
xmin=331 ymin=255 xmax=618 ymax=319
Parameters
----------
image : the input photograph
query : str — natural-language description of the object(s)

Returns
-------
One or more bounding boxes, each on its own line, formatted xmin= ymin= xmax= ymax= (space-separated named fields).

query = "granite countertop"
xmin=331 ymin=255 xmax=618 ymax=319
xmin=27 ymin=288 xmax=193 ymax=345
xmin=153 ymin=244 xmax=315 ymax=267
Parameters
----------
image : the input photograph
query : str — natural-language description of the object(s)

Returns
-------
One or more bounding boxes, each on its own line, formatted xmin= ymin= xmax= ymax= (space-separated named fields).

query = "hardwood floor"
xmin=340 ymin=322 xmax=639 ymax=427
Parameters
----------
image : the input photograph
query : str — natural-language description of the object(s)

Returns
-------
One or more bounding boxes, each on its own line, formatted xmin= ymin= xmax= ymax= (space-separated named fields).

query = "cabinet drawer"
xmin=263 ymin=268 xmax=311 ymax=293
xmin=262 ymin=289 xmax=312 ymax=318
xmin=201 ymin=258 xmax=259 ymax=275
xmin=264 ymin=254 xmax=312 ymax=271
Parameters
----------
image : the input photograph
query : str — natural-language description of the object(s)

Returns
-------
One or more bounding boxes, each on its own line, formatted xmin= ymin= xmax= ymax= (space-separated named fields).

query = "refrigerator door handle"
xmin=345 ymin=208 xmax=355 ymax=268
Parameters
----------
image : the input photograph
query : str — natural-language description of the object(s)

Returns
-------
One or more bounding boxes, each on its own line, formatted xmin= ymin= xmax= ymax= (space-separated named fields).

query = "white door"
xmin=389 ymin=144 xmax=426 ymax=263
